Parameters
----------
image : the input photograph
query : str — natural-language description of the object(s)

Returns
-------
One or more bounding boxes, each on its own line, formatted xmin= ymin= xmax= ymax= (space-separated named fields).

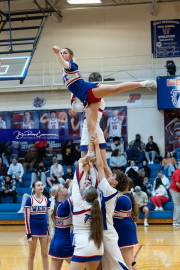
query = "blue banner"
xmin=157 ymin=76 xmax=180 ymax=109
xmin=151 ymin=19 xmax=180 ymax=58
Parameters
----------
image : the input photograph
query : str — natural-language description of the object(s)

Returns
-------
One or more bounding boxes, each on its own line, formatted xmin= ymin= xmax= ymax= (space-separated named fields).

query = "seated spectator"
xmin=0 ymin=175 xmax=17 ymax=203
xmin=151 ymin=178 xmax=169 ymax=211
xmin=46 ymin=158 xmax=65 ymax=186
xmin=0 ymin=156 xmax=8 ymax=183
xmin=171 ymin=135 xmax=180 ymax=161
xmin=111 ymin=136 xmax=125 ymax=155
xmin=134 ymin=169 xmax=147 ymax=193
xmin=126 ymin=134 xmax=145 ymax=165
xmin=143 ymin=177 xmax=152 ymax=198
xmin=72 ymin=145 xmax=81 ymax=169
xmin=145 ymin=136 xmax=160 ymax=164
xmin=109 ymin=149 xmax=127 ymax=173
xmin=125 ymin=160 xmax=139 ymax=179
xmin=33 ymin=141 xmax=47 ymax=161
xmin=7 ymin=157 xmax=24 ymax=184
xmin=162 ymin=151 xmax=177 ymax=177
xmin=30 ymin=160 xmax=49 ymax=188
xmin=63 ymin=166 xmax=74 ymax=182
xmin=44 ymin=146 xmax=57 ymax=166
xmin=134 ymin=186 xmax=149 ymax=227
xmin=169 ymin=164 xmax=180 ymax=226
xmin=139 ymin=160 xmax=151 ymax=177
xmin=3 ymin=141 xmax=20 ymax=167
xmin=62 ymin=140 xmax=74 ymax=166
xmin=22 ymin=146 xmax=38 ymax=173
xmin=153 ymin=170 xmax=170 ymax=190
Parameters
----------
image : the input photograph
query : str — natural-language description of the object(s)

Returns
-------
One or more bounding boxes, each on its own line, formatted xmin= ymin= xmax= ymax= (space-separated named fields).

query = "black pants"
xmin=127 ymin=168 xmax=137 ymax=179
xmin=111 ymin=166 xmax=126 ymax=173
xmin=0 ymin=190 xmax=17 ymax=203
xmin=37 ymin=146 xmax=46 ymax=161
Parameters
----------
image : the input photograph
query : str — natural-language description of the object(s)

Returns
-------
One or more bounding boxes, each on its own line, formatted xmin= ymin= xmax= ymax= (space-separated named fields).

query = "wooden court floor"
xmin=0 ymin=224 xmax=180 ymax=270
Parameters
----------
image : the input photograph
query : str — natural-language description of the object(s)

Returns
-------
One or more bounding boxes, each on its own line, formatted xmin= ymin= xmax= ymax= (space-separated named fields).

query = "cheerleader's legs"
xmin=92 ymin=83 xmax=141 ymax=99
xmin=69 ymin=261 xmax=100 ymax=270
xmin=28 ymin=237 xmax=38 ymax=270
xmin=120 ymin=247 xmax=134 ymax=270
xmin=39 ymin=236 xmax=49 ymax=270
xmin=50 ymin=258 xmax=71 ymax=270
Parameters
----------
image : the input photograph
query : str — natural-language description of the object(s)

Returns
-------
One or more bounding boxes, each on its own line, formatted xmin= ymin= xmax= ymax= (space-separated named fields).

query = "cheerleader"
xmin=113 ymin=177 xmax=139 ymax=270
xmin=90 ymin=135 xmax=128 ymax=270
xmin=25 ymin=181 xmax=53 ymax=270
xmin=52 ymin=45 xmax=156 ymax=155
xmin=69 ymin=159 xmax=104 ymax=270
xmin=71 ymin=95 xmax=112 ymax=177
xmin=48 ymin=184 xmax=74 ymax=270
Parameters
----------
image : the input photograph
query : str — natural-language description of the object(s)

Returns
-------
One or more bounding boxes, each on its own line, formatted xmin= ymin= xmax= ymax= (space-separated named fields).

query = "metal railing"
xmin=0 ymin=54 xmax=179 ymax=89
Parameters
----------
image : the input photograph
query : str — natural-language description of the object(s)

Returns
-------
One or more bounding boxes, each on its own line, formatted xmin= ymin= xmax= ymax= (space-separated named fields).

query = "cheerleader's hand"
xmin=48 ymin=235 xmax=53 ymax=242
xmin=52 ymin=46 xmax=60 ymax=54
xmin=28 ymin=237 xmax=33 ymax=244
xmin=90 ymin=135 xmax=99 ymax=148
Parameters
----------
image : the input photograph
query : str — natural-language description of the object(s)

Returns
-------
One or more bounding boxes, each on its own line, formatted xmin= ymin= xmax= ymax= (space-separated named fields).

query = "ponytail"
xmin=85 ymin=187 xmax=103 ymax=249
xmin=49 ymin=184 xmax=61 ymax=225
xmin=127 ymin=177 xmax=139 ymax=223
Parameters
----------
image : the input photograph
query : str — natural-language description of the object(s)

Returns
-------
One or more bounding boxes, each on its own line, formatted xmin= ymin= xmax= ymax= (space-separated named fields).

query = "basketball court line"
xmin=134 ymin=245 xmax=143 ymax=259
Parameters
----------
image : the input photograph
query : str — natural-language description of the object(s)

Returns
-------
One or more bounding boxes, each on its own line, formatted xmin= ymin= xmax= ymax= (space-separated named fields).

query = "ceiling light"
xmin=67 ymin=0 xmax=102 ymax=4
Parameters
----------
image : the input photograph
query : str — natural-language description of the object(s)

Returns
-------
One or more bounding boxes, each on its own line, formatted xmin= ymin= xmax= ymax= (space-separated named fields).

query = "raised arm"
xmin=52 ymin=46 xmax=70 ymax=69
xmin=71 ymin=94 xmax=84 ymax=112
xmin=40 ymin=113 xmax=49 ymax=124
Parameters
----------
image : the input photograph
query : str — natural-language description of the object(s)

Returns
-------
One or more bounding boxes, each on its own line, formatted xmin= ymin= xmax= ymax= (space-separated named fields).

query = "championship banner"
xmin=151 ymin=19 xmax=180 ymax=58
xmin=0 ymin=106 xmax=128 ymax=154
xmin=164 ymin=109 xmax=180 ymax=152
xmin=157 ymin=76 xmax=180 ymax=109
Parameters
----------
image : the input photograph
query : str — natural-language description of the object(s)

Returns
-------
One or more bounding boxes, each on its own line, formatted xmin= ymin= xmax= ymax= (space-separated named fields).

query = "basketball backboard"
xmin=0 ymin=56 xmax=31 ymax=83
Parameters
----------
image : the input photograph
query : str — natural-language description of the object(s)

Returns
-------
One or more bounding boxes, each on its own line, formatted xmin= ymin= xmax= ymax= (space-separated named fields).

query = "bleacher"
xmin=0 ymin=161 xmax=174 ymax=224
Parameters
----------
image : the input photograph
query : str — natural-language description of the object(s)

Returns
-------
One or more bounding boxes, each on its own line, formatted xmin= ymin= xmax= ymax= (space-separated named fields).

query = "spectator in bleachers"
xmin=109 ymin=149 xmax=127 ymax=173
xmin=145 ymin=136 xmax=160 ymax=164
xmin=153 ymin=170 xmax=170 ymax=190
xmin=30 ymin=160 xmax=49 ymax=188
xmin=111 ymin=136 xmax=125 ymax=154
xmin=143 ymin=177 xmax=152 ymax=198
xmin=22 ymin=146 xmax=38 ymax=173
xmin=62 ymin=140 xmax=74 ymax=166
xmin=162 ymin=151 xmax=177 ymax=177
xmin=125 ymin=160 xmax=139 ymax=179
xmin=134 ymin=186 xmax=149 ymax=227
xmin=0 ymin=175 xmax=17 ymax=203
xmin=170 ymin=165 xmax=180 ymax=226
xmin=134 ymin=169 xmax=147 ymax=193
xmin=46 ymin=158 xmax=64 ymax=186
xmin=171 ymin=135 xmax=180 ymax=161
xmin=151 ymin=178 xmax=169 ymax=211
xmin=8 ymin=157 xmax=24 ymax=184
xmin=0 ymin=156 xmax=8 ymax=183
xmin=72 ymin=145 xmax=81 ymax=169
xmin=44 ymin=146 xmax=57 ymax=166
xmin=63 ymin=166 xmax=74 ymax=182
xmin=139 ymin=160 xmax=151 ymax=178
xmin=0 ymin=142 xmax=8 ymax=167
xmin=33 ymin=141 xmax=47 ymax=161
xmin=3 ymin=141 xmax=20 ymax=167
xmin=126 ymin=134 xmax=145 ymax=165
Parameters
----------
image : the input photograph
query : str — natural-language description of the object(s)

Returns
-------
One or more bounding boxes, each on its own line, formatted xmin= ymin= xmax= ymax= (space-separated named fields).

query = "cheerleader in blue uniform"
xmin=114 ymin=177 xmax=139 ymax=270
xmin=52 ymin=46 xmax=156 ymax=156
xmin=25 ymin=180 xmax=53 ymax=270
xmin=48 ymin=184 xmax=74 ymax=270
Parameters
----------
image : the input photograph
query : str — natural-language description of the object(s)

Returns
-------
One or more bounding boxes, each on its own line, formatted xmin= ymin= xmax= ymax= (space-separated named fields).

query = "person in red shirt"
xmin=170 ymin=164 xmax=180 ymax=226
xmin=171 ymin=136 xmax=180 ymax=161
xmin=33 ymin=141 xmax=47 ymax=161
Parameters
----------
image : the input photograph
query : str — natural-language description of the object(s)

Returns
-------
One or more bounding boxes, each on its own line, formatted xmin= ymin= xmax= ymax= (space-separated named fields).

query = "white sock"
xmin=145 ymin=218 xmax=148 ymax=222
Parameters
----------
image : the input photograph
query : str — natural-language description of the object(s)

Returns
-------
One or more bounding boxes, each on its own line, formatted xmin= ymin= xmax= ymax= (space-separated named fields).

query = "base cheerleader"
xmin=48 ymin=184 xmax=74 ymax=270
xmin=25 ymin=181 xmax=53 ymax=270
xmin=114 ymin=177 xmax=139 ymax=270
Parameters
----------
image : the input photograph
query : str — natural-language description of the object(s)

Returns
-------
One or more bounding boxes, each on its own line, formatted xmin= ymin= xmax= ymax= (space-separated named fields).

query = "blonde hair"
xmin=49 ymin=184 xmax=61 ymax=225
xmin=127 ymin=177 xmax=139 ymax=223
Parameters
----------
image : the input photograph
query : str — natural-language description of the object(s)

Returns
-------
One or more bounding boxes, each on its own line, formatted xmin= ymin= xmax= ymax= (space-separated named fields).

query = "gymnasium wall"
xmin=0 ymin=2 xmax=178 ymax=155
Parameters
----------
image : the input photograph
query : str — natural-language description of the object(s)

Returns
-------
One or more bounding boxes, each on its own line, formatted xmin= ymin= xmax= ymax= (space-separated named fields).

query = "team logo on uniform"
xmin=170 ymin=89 xmax=180 ymax=108
xmin=84 ymin=214 xmax=91 ymax=224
